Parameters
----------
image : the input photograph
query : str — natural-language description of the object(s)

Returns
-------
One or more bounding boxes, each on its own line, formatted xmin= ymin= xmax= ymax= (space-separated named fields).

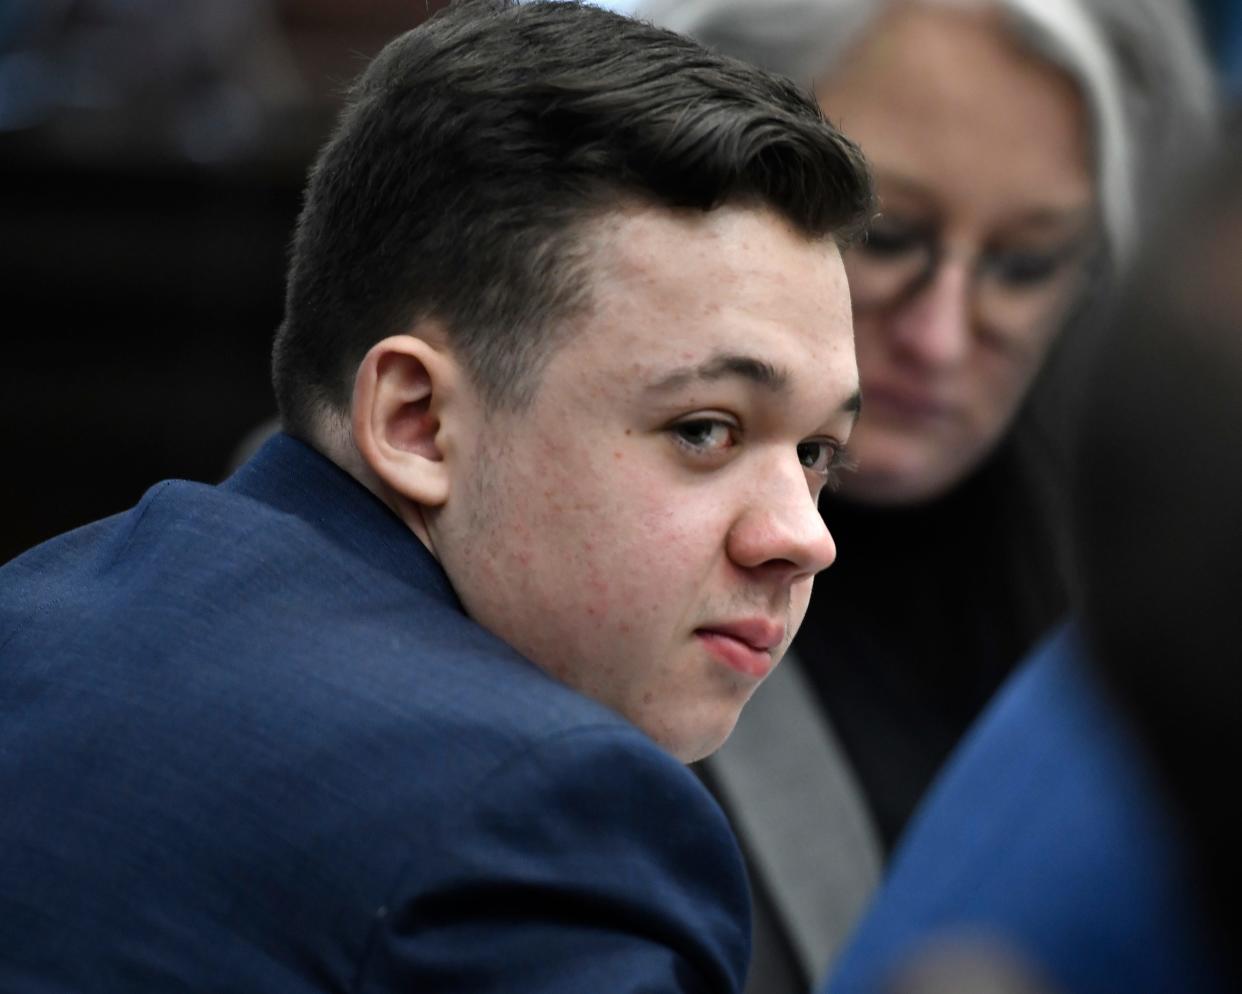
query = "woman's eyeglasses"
xmin=844 ymin=214 xmax=1099 ymax=346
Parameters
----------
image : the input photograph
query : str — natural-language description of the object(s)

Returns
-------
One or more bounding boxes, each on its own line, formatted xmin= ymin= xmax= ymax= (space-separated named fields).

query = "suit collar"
xmin=222 ymin=432 xmax=459 ymax=607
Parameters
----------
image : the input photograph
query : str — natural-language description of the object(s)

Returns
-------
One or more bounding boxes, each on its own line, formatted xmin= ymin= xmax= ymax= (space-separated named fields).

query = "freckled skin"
xmin=817 ymin=4 xmax=1094 ymax=504
xmin=427 ymin=205 xmax=858 ymax=761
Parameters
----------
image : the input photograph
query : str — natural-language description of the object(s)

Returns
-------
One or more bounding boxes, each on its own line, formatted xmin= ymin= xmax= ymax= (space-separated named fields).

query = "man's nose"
xmin=887 ymin=261 xmax=973 ymax=370
xmin=727 ymin=460 xmax=838 ymax=582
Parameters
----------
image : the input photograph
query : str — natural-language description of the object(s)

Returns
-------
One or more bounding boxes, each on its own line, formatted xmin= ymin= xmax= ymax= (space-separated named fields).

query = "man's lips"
xmin=695 ymin=619 xmax=785 ymax=679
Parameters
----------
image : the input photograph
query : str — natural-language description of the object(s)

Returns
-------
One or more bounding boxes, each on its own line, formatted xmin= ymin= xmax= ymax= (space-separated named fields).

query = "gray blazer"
xmin=704 ymin=651 xmax=883 ymax=993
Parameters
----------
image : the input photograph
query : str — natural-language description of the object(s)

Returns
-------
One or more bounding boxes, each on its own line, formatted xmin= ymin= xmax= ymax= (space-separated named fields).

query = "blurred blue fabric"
xmin=1195 ymin=0 xmax=1242 ymax=95
xmin=824 ymin=625 xmax=1232 ymax=994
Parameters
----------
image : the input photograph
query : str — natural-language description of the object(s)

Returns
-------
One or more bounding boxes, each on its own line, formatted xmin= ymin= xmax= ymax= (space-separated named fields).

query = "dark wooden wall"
xmin=0 ymin=0 xmax=450 ymax=563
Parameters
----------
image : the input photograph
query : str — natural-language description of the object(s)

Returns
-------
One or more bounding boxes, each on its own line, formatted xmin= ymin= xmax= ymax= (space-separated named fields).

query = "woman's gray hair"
xmin=640 ymin=0 xmax=1217 ymax=265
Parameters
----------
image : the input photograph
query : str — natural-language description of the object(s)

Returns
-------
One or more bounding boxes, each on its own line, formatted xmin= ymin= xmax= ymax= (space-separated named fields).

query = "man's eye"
xmin=671 ymin=419 xmax=737 ymax=453
xmin=797 ymin=440 xmax=837 ymax=473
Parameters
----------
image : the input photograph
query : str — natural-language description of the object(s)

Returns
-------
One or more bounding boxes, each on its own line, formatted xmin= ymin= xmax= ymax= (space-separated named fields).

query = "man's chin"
xmin=656 ymin=701 xmax=748 ymax=765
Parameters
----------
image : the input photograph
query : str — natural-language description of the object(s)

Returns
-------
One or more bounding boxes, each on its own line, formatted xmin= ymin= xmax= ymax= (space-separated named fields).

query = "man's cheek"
xmin=789 ymin=580 xmax=815 ymax=633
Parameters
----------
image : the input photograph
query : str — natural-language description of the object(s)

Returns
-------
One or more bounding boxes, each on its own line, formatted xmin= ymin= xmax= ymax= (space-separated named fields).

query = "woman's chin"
xmin=838 ymin=444 xmax=977 ymax=507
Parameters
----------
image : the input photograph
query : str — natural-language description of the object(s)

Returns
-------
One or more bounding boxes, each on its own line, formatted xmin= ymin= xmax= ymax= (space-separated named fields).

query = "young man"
xmin=0 ymin=2 xmax=870 ymax=991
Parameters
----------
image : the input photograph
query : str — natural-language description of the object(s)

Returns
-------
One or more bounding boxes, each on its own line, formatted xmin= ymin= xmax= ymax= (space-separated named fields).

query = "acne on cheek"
xmin=577 ymin=562 xmax=614 ymax=616
xmin=511 ymin=548 xmax=534 ymax=569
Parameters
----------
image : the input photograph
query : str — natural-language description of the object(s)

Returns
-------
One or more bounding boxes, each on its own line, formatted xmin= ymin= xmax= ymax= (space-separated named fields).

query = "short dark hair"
xmin=271 ymin=0 xmax=872 ymax=437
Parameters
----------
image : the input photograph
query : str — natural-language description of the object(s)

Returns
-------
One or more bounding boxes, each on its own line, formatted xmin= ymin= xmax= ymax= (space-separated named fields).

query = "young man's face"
xmin=432 ymin=205 xmax=859 ymax=761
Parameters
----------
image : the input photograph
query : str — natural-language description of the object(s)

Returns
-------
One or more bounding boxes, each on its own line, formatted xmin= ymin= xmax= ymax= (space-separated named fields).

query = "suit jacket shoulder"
xmin=0 ymin=435 xmax=749 ymax=994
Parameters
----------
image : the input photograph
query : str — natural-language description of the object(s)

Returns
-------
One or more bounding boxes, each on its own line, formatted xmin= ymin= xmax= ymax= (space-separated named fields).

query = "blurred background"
xmin=0 ymin=0 xmax=1236 ymax=564
xmin=0 ymin=0 xmax=453 ymax=564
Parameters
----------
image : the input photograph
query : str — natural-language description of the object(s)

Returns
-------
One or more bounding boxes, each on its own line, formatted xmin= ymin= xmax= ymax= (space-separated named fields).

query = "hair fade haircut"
xmin=271 ymin=0 xmax=872 ymax=437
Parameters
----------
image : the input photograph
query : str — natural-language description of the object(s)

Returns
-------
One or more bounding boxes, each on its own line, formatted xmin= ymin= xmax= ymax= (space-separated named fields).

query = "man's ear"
xmin=351 ymin=332 xmax=462 ymax=509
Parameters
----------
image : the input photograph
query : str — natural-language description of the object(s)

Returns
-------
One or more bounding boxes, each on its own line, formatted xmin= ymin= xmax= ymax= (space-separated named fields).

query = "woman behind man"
xmin=827 ymin=135 xmax=1242 ymax=994
xmin=639 ymin=0 xmax=1216 ymax=990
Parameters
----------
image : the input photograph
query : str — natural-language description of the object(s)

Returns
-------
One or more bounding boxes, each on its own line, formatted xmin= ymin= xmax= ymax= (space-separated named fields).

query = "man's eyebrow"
xmin=647 ymin=355 xmax=862 ymax=423
xmin=645 ymin=353 xmax=790 ymax=395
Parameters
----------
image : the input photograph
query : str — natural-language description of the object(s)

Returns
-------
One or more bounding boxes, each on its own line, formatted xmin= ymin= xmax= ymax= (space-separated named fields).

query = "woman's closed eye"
xmin=983 ymin=245 xmax=1076 ymax=287
xmin=857 ymin=217 xmax=930 ymax=259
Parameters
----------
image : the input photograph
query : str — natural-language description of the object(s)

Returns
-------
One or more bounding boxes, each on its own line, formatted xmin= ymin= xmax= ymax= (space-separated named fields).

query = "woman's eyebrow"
xmin=842 ymin=389 xmax=862 ymax=419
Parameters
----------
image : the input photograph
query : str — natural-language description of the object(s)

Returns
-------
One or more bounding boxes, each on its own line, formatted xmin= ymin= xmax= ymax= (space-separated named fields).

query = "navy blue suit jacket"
xmin=0 ymin=434 xmax=749 ymax=993
xmin=824 ymin=626 xmax=1231 ymax=994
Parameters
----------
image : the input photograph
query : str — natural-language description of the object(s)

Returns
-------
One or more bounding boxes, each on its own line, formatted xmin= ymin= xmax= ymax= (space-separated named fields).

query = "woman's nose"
xmin=886 ymin=262 xmax=974 ymax=370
